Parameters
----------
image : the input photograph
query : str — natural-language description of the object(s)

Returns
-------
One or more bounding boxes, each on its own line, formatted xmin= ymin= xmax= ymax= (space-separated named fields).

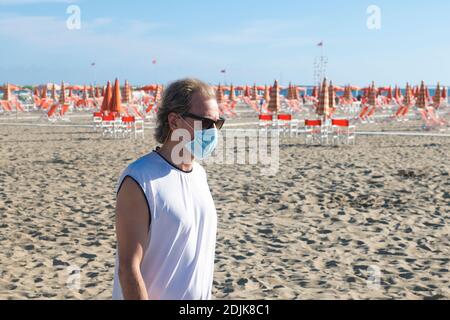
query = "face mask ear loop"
xmin=179 ymin=115 xmax=195 ymax=131
xmin=163 ymin=115 xmax=178 ymax=145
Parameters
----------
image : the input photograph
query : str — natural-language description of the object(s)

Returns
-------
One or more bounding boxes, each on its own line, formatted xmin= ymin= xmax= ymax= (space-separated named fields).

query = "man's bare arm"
xmin=116 ymin=177 xmax=150 ymax=300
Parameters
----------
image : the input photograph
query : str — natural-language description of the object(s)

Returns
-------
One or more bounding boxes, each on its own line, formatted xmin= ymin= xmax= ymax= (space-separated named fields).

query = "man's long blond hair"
xmin=155 ymin=78 xmax=216 ymax=144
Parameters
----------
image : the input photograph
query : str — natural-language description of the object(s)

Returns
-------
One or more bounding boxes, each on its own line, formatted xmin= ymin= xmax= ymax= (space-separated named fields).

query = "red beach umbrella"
xmin=268 ymin=80 xmax=280 ymax=113
xmin=101 ymin=81 xmax=112 ymax=114
xmin=109 ymin=78 xmax=123 ymax=115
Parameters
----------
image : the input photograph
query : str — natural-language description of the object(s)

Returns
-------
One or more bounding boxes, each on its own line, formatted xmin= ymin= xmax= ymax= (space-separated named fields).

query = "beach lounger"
xmin=46 ymin=104 xmax=59 ymax=122
xmin=357 ymin=105 xmax=370 ymax=123
xmin=145 ymin=104 xmax=154 ymax=114
xmin=218 ymin=102 xmax=237 ymax=118
xmin=366 ymin=106 xmax=377 ymax=123
xmin=14 ymin=100 xmax=25 ymax=112
xmin=427 ymin=108 xmax=447 ymax=125
xmin=243 ymin=97 xmax=261 ymax=113
xmin=60 ymin=104 xmax=71 ymax=121
xmin=129 ymin=105 xmax=145 ymax=120
xmin=286 ymin=99 xmax=301 ymax=114
xmin=392 ymin=106 xmax=409 ymax=122
xmin=0 ymin=101 xmax=12 ymax=112
xmin=40 ymin=99 xmax=53 ymax=110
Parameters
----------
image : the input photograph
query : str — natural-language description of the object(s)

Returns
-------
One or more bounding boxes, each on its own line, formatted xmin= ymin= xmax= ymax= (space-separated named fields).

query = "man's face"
xmin=176 ymin=92 xmax=220 ymax=139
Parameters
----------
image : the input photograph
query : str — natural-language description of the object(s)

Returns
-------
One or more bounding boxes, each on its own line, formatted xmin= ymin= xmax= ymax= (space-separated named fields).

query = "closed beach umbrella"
xmin=290 ymin=84 xmax=297 ymax=100
xmin=264 ymin=85 xmax=270 ymax=102
xmin=59 ymin=82 xmax=67 ymax=104
xmin=294 ymin=86 xmax=300 ymax=100
xmin=442 ymin=86 xmax=448 ymax=101
xmin=329 ymin=81 xmax=336 ymax=110
xmin=128 ymin=83 xmax=133 ymax=102
xmin=404 ymin=83 xmax=413 ymax=106
xmin=229 ymin=84 xmax=236 ymax=102
xmin=416 ymin=81 xmax=427 ymax=109
xmin=82 ymin=85 xmax=88 ymax=100
xmin=122 ymin=80 xmax=128 ymax=102
xmin=154 ymin=85 xmax=162 ymax=102
xmin=368 ymin=82 xmax=377 ymax=107
xmin=342 ymin=85 xmax=349 ymax=102
xmin=412 ymin=86 xmax=418 ymax=98
xmin=387 ymin=86 xmax=393 ymax=101
xmin=243 ymin=85 xmax=250 ymax=98
xmin=268 ymin=80 xmax=280 ymax=113
xmin=122 ymin=80 xmax=131 ymax=104
xmin=343 ymin=85 xmax=353 ymax=103
xmin=216 ymin=84 xmax=224 ymax=103
xmin=101 ymin=81 xmax=112 ymax=113
xmin=110 ymin=78 xmax=123 ymax=114
xmin=88 ymin=86 xmax=94 ymax=99
xmin=433 ymin=82 xmax=441 ymax=109
xmin=51 ymin=84 xmax=58 ymax=100
xmin=394 ymin=86 xmax=402 ymax=100
xmin=251 ymin=84 xmax=258 ymax=101
xmin=316 ymin=78 xmax=330 ymax=118
xmin=3 ymin=83 xmax=11 ymax=101
xmin=89 ymin=85 xmax=95 ymax=99
xmin=311 ymin=86 xmax=318 ymax=99
xmin=41 ymin=86 xmax=47 ymax=99
xmin=287 ymin=83 xmax=293 ymax=100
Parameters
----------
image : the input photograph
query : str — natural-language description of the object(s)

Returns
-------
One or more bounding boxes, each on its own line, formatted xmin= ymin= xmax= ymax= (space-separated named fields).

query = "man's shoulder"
xmin=193 ymin=162 xmax=208 ymax=178
xmin=125 ymin=152 xmax=163 ymax=175
xmin=129 ymin=151 xmax=155 ymax=167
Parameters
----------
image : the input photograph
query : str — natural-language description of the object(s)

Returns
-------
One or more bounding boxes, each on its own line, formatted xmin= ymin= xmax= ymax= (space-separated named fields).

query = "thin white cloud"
xmin=201 ymin=19 xmax=316 ymax=48
xmin=0 ymin=13 xmax=209 ymax=75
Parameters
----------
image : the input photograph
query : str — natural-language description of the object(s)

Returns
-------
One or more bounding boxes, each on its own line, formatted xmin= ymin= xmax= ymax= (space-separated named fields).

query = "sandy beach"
xmin=0 ymin=110 xmax=448 ymax=300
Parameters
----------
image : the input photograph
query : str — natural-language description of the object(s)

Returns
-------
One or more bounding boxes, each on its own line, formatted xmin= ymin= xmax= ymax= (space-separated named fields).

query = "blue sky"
xmin=1 ymin=0 xmax=449 ymax=87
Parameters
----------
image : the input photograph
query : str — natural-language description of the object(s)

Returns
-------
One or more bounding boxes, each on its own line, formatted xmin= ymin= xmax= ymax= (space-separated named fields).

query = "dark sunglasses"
xmin=182 ymin=112 xmax=225 ymax=130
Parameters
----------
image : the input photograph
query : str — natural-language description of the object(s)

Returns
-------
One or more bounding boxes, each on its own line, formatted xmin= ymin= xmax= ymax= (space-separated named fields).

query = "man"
xmin=112 ymin=78 xmax=225 ymax=300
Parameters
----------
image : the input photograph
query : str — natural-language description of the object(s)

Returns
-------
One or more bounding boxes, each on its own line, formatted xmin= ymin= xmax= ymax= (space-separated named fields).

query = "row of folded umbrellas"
xmin=313 ymin=79 xmax=447 ymax=118
xmin=0 ymin=80 xmax=163 ymax=114
xmin=1 ymin=79 xmax=448 ymax=116
xmin=216 ymin=79 xmax=448 ymax=115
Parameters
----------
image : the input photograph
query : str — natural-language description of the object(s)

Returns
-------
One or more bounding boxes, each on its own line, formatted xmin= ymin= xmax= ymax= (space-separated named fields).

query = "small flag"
xmin=317 ymin=42 xmax=323 ymax=47
xmin=91 ymin=62 xmax=96 ymax=67
xmin=152 ymin=59 xmax=157 ymax=65
xmin=220 ymin=69 xmax=226 ymax=73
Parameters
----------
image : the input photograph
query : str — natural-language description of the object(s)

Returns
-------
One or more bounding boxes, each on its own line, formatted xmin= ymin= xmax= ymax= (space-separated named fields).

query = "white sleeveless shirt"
xmin=112 ymin=151 xmax=217 ymax=300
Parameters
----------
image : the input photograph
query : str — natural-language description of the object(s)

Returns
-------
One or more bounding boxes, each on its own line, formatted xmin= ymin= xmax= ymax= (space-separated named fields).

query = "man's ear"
xmin=167 ymin=113 xmax=179 ymax=131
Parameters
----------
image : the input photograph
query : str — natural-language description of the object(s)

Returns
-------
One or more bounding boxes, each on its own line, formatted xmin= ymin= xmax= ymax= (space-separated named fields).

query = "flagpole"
xmin=321 ymin=40 xmax=324 ymax=58
xmin=220 ymin=69 xmax=227 ymax=86
xmin=91 ymin=62 xmax=97 ymax=86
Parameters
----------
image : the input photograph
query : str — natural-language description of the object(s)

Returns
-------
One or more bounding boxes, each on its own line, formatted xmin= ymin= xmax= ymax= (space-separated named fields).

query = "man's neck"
xmin=158 ymin=143 xmax=194 ymax=172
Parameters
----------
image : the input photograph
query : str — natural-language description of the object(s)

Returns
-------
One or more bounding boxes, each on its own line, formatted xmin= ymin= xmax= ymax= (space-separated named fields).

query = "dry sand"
xmin=0 ymin=113 xmax=449 ymax=300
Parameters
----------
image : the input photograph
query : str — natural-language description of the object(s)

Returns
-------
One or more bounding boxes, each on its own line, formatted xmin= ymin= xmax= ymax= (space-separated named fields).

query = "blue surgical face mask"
xmin=181 ymin=117 xmax=218 ymax=160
